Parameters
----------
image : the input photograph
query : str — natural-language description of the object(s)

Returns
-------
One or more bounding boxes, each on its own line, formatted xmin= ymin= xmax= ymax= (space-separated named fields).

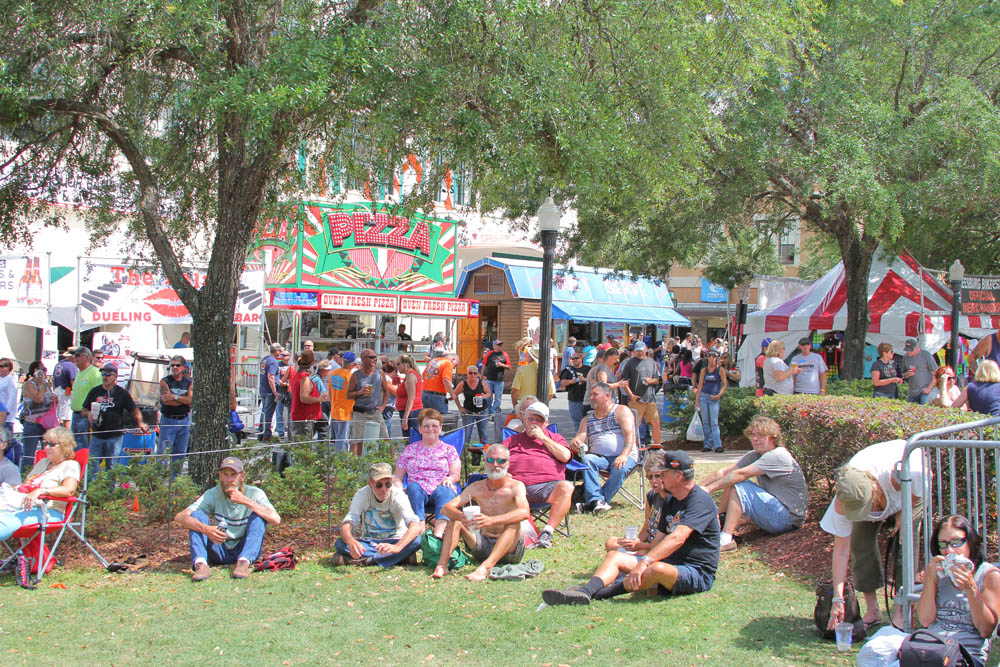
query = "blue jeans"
xmin=485 ymin=379 xmax=505 ymax=414
xmin=405 ymin=481 xmax=457 ymax=521
xmin=71 ymin=412 xmax=91 ymax=451
xmin=908 ymin=393 xmax=930 ymax=405
xmin=89 ymin=435 xmax=123 ymax=479
xmin=276 ymin=395 xmax=289 ymax=436
xmin=158 ymin=414 xmax=191 ymax=461
xmin=334 ymin=535 xmax=422 ymax=568
xmin=400 ymin=413 xmax=419 ymax=441
xmin=0 ymin=507 xmax=66 ymax=542
xmin=382 ymin=406 xmax=396 ymax=438
xmin=329 ymin=420 xmax=350 ymax=452
xmin=259 ymin=392 xmax=277 ymax=439
xmin=188 ymin=509 xmax=266 ymax=567
xmin=733 ymin=481 xmax=795 ymax=534
xmin=581 ymin=453 xmax=638 ymax=504
xmin=462 ymin=412 xmax=489 ymax=445
xmin=20 ymin=421 xmax=45 ymax=473
xmin=421 ymin=392 xmax=449 ymax=414
xmin=699 ymin=394 xmax=721 ymax=451
xmin=568 ymin=401 xmax=585 ymax=434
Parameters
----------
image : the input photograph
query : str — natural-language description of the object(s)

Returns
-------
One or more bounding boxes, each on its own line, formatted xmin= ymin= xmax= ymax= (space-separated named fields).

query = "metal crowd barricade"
xmin=899 ymin=415 xmax=1000 ymax=630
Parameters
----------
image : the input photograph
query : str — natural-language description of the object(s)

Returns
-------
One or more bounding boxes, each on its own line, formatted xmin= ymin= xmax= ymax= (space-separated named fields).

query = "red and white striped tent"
xmin=736 ymin=248 xmax=1000 ymax=386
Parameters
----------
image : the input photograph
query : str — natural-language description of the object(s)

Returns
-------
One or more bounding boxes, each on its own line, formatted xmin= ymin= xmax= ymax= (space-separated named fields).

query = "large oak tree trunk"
xmin=837 ymin=232 xmax=876 ymax=380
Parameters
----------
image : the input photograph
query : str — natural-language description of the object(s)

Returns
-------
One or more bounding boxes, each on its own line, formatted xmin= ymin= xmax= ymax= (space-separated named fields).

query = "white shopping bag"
xmin=686 ymin=411 xmax=704 ymax=442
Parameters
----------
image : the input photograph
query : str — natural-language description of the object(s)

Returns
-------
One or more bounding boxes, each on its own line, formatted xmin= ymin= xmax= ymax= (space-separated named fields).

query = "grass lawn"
xmin=1 ymin=462 xmax=857 ymax=666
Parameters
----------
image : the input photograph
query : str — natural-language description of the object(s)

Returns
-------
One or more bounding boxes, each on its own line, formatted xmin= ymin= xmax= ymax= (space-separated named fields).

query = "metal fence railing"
xmin=898 ymin=415 xmax=1000 ymax=629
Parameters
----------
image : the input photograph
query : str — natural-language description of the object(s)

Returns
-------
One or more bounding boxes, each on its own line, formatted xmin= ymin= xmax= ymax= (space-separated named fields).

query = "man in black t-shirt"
xmin=82 ymin=364 xmax=148 ymax=479
xmin=559 ymin=352 xmax=591 ymax=432
xmin=542 ymin=450 xmax=720 ymax=605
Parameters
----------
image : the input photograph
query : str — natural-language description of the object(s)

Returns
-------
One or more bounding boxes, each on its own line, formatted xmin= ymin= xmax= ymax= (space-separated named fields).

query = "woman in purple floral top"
xmin=394 ymin=408 xmax=461 ymax=537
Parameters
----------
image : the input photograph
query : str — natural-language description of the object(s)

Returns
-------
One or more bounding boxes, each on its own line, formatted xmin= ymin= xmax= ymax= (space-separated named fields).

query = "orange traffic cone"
xmin=132 ymin=493 xmax=140 ymax=513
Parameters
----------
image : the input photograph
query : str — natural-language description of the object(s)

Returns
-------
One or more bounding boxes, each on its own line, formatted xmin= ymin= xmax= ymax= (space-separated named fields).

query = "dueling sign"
xmin=249 ymin=201 xmax=456 ymax=296
xmin=77 ymin=263 xmax=265 ymax=326
xmin=960 ymin=275 xmax=1000 ymax=315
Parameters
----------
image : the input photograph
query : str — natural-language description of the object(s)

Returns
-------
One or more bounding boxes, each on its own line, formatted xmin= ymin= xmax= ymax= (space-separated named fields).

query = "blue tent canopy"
xmin=457 ymin=258 xmax=689 ymax=326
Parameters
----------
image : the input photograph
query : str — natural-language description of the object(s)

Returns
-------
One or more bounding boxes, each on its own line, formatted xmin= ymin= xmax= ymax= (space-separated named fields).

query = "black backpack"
xmin=898 ymin=630 xmax=972 ymax=667
xmin=814 ymin=580 xmax=866 ymax=643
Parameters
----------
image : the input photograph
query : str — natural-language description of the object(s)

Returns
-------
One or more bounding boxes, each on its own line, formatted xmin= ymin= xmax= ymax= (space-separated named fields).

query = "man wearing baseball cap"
xmin=542 ymin=449 xmax=719 ymax=605
xmin=334 ymin=462 xmax=423 ymax=567
xmin=174 ymin=455 xmax=281 ymax=581
xmin=482 ymin=339 xmax=511 ymax=416
xmin=504 ymin=401 xmax=574 ymax=549
xmin=789 ymin=336 xmax=828 ymax=395
xmin=820 ymin=439 xmax=925 ymax=631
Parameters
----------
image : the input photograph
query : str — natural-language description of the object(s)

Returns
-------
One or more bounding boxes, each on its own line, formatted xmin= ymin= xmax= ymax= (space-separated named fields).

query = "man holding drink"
xmin=431 ymin=443 xmax=530 ymax=582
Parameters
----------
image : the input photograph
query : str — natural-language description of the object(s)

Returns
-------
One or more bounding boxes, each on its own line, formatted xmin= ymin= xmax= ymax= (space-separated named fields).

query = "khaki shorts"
xmin=629 ymin=399 xmax=660 ymax=426
xmin=472 ymin=531 xmax=525 ymax=565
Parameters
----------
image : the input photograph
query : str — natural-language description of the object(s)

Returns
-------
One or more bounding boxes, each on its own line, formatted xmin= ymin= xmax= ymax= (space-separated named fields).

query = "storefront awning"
xmin=457 ymin=257 xmax=690 ymax=327
xmin=552 ymin=300 xmax=688 ymax=326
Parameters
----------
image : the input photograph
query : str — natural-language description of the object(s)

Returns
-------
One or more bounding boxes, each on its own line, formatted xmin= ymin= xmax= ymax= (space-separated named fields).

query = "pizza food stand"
xmin=250 ymin=201 xmax=479 ymax=361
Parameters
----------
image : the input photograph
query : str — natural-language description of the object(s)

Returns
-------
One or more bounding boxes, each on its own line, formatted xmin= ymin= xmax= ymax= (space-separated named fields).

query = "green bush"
xmin=825 ymin=378 xmax=877 ymax=398
xmin=85 ymin=458 xmax=200 ymax=537
xmin=663 ymin=386 xmax=758 ymax=439
xmin=257 ymin=439 xmax=401 ymax=521
xmin=756 ymin=395 xmax=989 ymax=493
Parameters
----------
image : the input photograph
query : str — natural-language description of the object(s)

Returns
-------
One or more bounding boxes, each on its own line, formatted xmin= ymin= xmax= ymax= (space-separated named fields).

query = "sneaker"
xmin=702 ymin=446 xmax=712 ymax=452
xmin=231 ymin=560 xmax=251 ymax=579
xmin=592 ymin=500 xmax=612 ymax=514
xmin=542 ymin=588 xmax=592 ymax=606
xmin=331 ymin=553 xmax=347 ymax=567
xmin=719 ymin=540 xmax=738 ymax=553
xmin=714 ymin=447 xmax=724 ymax=453
xmin=191 ymin=562 xmax=213 ymax=582
xmin=574 ymin=501 xmax=591 ymax=514
xmin=536 ymin=531 xmax=553 ymax=549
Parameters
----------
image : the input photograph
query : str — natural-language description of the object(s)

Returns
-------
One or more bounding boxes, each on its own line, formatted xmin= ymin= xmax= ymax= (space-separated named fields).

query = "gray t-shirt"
xmin=620 ymin=357 xmax=658 ymax=403
xmin=763 ymin=357 xmax=794 ymax=395
xmin=342 ymin=485 xmax=419 ymax=540
xmin=789 ymin=351 xmax=828 ymax=394
xmin=0 ymin=456 xmax=20 ymax=485
xmin=735 ymin=447 xmax=808 ymax=526
xmin=900 ymin=349 xmax=938 ymax=399
xmin=584 ymin=363 xmax=618 ymax=407
xmin=929 ymin=562 xmax=996 ymax=663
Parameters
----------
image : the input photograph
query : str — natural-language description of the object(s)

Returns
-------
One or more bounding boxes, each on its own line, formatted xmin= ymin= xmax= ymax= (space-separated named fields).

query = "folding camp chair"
xmin=598 ymin=443 xmax=662 ymax=510
xmin=407 ymin=428 xmax=466 ymax=523
xmin=500 ymin=426 xmax=578 ymax=537
xmin=1 ymin=448 xmax=110 ymax=585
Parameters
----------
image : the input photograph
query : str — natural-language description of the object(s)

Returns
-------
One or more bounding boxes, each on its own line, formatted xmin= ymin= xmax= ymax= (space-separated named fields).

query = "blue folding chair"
xmin=408 ymin=426 xmax=466 ymax=482
xmin=500 ymin=426 xmax=581 ymax=537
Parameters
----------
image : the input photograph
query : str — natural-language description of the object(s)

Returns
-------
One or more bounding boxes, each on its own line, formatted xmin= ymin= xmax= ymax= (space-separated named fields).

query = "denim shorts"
xmin=658 ymin=563 xmax=714 ymax=596
xmin=733 ymin=480 xmax=795 ymax=534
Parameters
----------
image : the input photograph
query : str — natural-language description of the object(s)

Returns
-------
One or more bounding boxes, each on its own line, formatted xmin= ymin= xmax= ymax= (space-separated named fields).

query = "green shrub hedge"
xmin=756 ymin=395 xmax=991 ymax=494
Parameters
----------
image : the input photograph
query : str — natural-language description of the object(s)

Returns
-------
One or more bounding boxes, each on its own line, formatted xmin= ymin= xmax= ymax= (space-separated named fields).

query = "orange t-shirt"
xmin=327 ymin=368 xmax=355 ymax=422
xmin=423 ymin=358 xmax=453 ymax=393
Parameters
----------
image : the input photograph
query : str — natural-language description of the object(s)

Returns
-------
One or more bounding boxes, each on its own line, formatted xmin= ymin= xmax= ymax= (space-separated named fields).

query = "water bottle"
xmin=217 ymin=517 xmax=228 ymax=535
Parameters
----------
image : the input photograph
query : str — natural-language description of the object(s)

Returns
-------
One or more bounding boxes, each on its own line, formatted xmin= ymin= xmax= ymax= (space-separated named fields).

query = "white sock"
xmin=720 ymin=532 xmax=733 ymax=545
xmin=194 ymin=558 xmax=208 ymax=567
xmin=542 ymin=526 xmax=554 ymax=535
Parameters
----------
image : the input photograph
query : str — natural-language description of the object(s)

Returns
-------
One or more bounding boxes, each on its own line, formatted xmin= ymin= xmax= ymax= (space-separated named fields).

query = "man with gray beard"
xmin=431 ymin=443 xmax=530 ymax=582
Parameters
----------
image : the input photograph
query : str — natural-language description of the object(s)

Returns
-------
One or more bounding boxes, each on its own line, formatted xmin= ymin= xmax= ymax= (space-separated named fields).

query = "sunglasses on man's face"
xmin=485 ymin=457 xmax=508 ymax=465
xmin=170 ymin=363 xmax=184 ymax=368
xmin=101 ymin=371 xmax=115 ymax=377
xmin=373 ymin=480 xmax=392 ymax=490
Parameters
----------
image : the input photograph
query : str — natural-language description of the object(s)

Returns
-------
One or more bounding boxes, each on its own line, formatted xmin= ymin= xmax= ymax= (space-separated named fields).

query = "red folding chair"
xmin=1 ymin=448 xmax=110 ymax=585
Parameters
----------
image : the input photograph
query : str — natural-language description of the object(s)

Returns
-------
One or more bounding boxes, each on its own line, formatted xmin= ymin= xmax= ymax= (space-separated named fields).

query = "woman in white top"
xmin=0 ymin=426 xmax=80 ymax=541
xmin=762 ymin=340 xmax=798 ymax=395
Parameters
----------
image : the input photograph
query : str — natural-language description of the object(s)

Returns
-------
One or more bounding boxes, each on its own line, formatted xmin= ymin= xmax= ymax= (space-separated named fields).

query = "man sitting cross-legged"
xmin=504 ymin=401 xmax=574 ymax=549
xmin=542 ymin=450 xmax=719 ymax=605
xmin=431 ymin=443 xmax=531 ymax=582
xmin=333 ymin=462 xmax=424 ymax=568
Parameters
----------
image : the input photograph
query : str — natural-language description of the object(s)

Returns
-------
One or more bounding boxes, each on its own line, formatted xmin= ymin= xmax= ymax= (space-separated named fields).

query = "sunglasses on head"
xmin=485 ymin=457 xmax=507 ymax=465
xmin=373 ymin=480 xmax=392 ymax=489
xmin=937 ymin=536 xmax=967 ymax=550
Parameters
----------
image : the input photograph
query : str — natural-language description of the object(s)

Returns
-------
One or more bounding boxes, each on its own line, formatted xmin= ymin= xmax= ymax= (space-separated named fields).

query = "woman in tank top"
xmin=694 ymin=350 xmax=727 ymax=453
xmin=395 ymin=355 xmax=424 ymax=439
xmin=943 ymin=360 xmax=1000 ymax=416
xmin=453 ymin=366 xmax=491 ymax=446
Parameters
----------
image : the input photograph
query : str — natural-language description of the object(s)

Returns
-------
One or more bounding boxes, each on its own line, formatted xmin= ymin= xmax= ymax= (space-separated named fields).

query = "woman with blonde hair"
xmin=762 ymin=340 xmax=798 ymax=396
xmin=942 ymin=360 xmax=1000 ymax=415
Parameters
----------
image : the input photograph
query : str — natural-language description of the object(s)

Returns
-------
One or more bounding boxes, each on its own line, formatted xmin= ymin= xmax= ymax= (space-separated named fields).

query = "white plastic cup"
xmin=624 ymin=525 xmax=639 ymax=540
xmin=463 ymin=505 xmax=480 ymax=522
xmin=835 ymin=622 xmax=853 ymax=651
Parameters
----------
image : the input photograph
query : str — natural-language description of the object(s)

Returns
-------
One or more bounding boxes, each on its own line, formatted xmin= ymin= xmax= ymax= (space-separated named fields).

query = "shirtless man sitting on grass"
xmin=431 ymin=443 xmax=530 ymax=582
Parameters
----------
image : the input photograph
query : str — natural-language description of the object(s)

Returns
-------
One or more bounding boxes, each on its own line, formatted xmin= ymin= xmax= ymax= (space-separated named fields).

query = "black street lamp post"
xmin=950 ymin=259 xmax=965 ymax=373
xmin=535 ymin=196 xmax=561 ymax=404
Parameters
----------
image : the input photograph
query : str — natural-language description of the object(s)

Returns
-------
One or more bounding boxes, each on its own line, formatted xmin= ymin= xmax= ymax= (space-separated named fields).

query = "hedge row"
xmin=756 ymin=395 xmax=992 ymax=494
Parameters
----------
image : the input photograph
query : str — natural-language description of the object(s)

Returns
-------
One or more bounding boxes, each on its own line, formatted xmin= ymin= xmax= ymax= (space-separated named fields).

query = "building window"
xmin=777 ymin=219 xmax=800 ymax=266
xmin=473 ymin=272 xmax=505 ymax=294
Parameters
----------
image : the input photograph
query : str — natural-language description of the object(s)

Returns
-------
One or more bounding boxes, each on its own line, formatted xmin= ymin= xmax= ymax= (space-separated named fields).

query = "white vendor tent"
xmin=736 ymin=248 xmax=1000 ymax=386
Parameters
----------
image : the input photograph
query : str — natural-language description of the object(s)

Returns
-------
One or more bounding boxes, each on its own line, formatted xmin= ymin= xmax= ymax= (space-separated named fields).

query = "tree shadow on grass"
xmin=736 ymin=615 xmax=837 ymax=660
